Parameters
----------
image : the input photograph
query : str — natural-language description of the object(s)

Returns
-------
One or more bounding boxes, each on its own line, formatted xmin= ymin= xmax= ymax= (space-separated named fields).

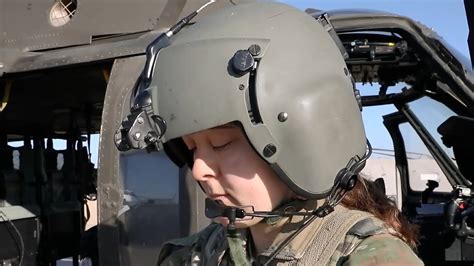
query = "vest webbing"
xmin=297 ymin=206 xmax=373 ymax=265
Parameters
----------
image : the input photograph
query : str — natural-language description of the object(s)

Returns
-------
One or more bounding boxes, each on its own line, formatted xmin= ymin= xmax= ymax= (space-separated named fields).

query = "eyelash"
xmin=187 ymin=141 xmax=231 ymax=153
xmin=213 ymin=141 xmax=231 ymax=150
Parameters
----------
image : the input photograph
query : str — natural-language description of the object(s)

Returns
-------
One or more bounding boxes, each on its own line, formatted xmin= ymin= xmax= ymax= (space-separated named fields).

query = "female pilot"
xmin=126 ymin=1 xmax=423 ymax=265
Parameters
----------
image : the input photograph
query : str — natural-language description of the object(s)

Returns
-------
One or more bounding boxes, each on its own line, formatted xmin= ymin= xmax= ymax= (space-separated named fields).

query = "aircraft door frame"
xmin=97 ymin=56 xmax=145 ymax=266
xmin=382 ymin=111 xmax=411 ymax=210
xmin=97 ymin=56 xmax=209 ymax=266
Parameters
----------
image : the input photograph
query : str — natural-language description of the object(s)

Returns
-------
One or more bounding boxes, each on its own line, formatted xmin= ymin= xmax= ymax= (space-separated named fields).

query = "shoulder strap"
xmin=328 ymin=216 xmax=393 ymax=265
xmin=301 ymin=206 xmax=373 ymax=265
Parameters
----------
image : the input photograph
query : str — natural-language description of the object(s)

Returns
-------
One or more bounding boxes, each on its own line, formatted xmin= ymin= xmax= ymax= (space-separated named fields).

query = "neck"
xmin=247 ymin=199 xmax=320 ymax=255
xmin=249 ymin=218 xmax=288 ymax=254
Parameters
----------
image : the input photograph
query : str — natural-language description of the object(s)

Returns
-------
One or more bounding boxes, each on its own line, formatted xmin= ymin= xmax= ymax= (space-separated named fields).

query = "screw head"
xmin=263 ymin=144 xmax=277 ymax=158
xmin=137 ymin=117 xmax=144 ymax=124
xmin=133 ymin=132 xmax=141 ymax=141
xmin=277 ymin=112 xmax=288 ymax=122
xmin=239 ymin=84 xmax=245 ymax=90
xmin=248 ymin=44 xmax=261 ymax=56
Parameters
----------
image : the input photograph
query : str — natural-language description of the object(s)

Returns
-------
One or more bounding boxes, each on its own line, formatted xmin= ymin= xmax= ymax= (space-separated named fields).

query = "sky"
xmin=54 ymin=0 xmax=472 ymax=166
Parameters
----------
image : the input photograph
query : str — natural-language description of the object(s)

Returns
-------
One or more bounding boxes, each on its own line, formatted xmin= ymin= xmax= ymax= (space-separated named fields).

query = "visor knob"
xmin=232 ymin=50 xmax=254 ymax=75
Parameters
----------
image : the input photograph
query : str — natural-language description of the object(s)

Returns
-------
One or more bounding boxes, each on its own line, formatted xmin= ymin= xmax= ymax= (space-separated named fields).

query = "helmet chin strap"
xmin=204 ymin=140 xmax=372 ymax=265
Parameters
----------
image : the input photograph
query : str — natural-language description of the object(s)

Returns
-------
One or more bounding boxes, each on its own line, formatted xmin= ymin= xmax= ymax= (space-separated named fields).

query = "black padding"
xmin=163 ymin=138 xmax=193 ymax=168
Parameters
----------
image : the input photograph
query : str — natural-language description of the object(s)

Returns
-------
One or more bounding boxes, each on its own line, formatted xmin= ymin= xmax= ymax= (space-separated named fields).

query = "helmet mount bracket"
xmin=114 ymin=1 xmax=216 ymax=152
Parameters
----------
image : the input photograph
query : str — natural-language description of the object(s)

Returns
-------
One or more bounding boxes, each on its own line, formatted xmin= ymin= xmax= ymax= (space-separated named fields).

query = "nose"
xmin=191 ymin=148 xmax=219 ymax=182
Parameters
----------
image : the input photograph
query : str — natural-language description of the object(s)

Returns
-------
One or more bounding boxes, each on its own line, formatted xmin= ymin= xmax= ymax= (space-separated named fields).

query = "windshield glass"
xmin=406 ymin=96 xmax=464 ymax=191
xmin=408 ymin=97 xmax=457 ymax=165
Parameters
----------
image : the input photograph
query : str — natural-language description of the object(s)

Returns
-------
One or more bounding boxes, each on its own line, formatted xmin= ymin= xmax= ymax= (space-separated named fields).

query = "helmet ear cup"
xmin=334 ymin=140 xmax=372 ymax=192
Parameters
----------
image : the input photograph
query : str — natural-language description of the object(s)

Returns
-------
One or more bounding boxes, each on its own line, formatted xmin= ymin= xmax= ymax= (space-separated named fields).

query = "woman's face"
xmin=182 ymin=124 xmax=293 ymax=227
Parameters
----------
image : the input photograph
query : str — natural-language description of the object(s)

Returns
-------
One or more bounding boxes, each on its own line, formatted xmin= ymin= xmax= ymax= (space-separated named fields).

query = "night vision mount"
xmin=114 ymin=1 xmax=217 ymax=152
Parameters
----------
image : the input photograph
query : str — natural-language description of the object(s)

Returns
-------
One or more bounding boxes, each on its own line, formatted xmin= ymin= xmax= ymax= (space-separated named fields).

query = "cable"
xmin=0 ymin=210 xmax=24 ymax=265
xmin=0 ymin=80 xmax=12 ymax=112
xmin=196 ymin=0 xmax=215 ymax=13
xmin=117 ymin=0 xmax=217 ymax=152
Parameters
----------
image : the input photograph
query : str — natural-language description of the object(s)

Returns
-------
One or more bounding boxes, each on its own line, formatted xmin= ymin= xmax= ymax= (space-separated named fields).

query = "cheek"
xmin=220 ymin=147 xmax=280 ymax=210
xmin=243 ymin=152 xmax=292 ymax=209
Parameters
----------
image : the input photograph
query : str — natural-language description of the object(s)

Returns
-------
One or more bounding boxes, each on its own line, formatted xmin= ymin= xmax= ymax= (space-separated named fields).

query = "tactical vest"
xmin=157 ymin=204 xmax=394 ymax=265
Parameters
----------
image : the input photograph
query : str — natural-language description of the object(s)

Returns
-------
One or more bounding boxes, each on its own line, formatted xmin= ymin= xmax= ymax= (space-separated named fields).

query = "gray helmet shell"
xmin=150 ymin=2 xmax=366 ymax=199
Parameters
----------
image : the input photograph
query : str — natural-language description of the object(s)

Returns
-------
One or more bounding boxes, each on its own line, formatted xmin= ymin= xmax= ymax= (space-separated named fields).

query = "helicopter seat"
xmin=18 ymin=140 xmax=37 ymax=205
xmin=0 ymin=146 xmax=22 ymax=206
xmin=44 ymin=142 xmax=66 ymax=203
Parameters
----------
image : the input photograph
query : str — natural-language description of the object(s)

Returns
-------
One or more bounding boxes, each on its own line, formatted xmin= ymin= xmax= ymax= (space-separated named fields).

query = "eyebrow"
xmin=211 ymin=123 xmax=238 ymax=130
xmin=183 ymin=123 xmax=239 ymax=144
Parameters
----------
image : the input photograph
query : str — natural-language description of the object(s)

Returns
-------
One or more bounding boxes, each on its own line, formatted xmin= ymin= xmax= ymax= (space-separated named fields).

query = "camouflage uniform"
xmin=157 ymin=201 xmax=423 ymax=265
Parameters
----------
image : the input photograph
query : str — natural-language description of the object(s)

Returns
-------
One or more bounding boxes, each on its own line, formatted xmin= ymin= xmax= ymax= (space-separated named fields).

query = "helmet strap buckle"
xmin=313 ymin=139 xmax=372 ymax=218
xmin=313 ymin=168 xmax=356 ymax=218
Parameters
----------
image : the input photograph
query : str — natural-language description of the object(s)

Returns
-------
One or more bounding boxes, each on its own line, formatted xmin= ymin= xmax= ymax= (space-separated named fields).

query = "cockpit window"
xmin=120 ymin=151 xmax=179 ymax=204
xmin=399 ymin=123 xmax=452 ymax=193
xmin=404 ymin=96 xmax=461 ymax=192
xmin=408 ymin=97 xmax=457 ymax=168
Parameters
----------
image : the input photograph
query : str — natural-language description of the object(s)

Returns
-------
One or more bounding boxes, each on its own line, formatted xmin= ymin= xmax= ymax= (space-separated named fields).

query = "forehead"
xmin=182 ymin=124 xmax=240 ymax=141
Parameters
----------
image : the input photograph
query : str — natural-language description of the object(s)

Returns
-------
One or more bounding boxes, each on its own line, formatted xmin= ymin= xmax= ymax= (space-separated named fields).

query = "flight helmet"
xmin=123 ymin=2 xmax=368 ymax=199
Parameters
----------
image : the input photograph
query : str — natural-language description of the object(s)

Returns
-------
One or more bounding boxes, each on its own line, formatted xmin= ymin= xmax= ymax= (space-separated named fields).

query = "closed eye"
xmin=213 ymin=141 xmax=231 ymax=150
